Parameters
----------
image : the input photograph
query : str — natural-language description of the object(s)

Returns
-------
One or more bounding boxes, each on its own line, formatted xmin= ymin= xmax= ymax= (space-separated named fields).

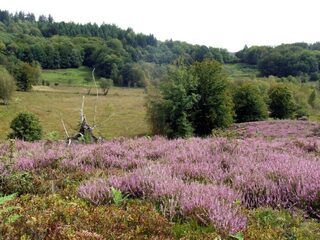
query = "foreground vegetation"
xmin=0 ymin=120 xmax=320 ymax=239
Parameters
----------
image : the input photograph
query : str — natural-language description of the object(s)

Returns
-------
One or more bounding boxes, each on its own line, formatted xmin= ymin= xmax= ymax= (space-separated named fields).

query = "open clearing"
xmin=41 ymin=66 xmax=94 ymax=87
xmin=0 ymin=86 xmax=149 ymax=140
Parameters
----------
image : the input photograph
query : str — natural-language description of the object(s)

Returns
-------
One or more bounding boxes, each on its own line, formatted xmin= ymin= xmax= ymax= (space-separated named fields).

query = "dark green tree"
xmin=269 ymin=84 xmax=296 ymax=119
xmin=8 ymin=112 xmax=43 ymax=141
xmin=233 ymin=83 xmax=268 ymax=122
xmin=191 ymin=60 xmax=234 ymax=135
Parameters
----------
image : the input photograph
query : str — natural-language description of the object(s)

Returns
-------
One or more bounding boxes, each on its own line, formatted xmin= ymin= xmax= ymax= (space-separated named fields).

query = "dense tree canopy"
xmin=0 ymin=9 xmax=236 ymax=88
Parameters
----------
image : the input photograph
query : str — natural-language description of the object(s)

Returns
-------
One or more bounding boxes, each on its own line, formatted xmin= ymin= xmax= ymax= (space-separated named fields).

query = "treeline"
xmin=236 ymin=44 xmax=320 ymax=80
xmin=0 ymin=9 xmax=236 ymax=88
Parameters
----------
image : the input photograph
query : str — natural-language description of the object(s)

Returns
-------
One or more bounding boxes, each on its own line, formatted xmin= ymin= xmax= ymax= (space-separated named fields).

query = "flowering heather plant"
xmin=179 ymin=183 xmax=246 ymax=234
xmin=2 ymin=120 xmax=320 ymax=234
xmin=78 ymin=178 xmax=112 ymax=205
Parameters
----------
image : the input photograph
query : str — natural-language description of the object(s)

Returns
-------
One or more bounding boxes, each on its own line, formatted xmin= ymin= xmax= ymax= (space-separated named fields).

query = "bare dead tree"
xmin=61 ymin=68 xmax=101 ymax=145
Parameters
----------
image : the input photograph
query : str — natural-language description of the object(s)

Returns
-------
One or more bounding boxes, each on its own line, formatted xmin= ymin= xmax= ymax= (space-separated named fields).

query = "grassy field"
xmin=0 ymin=86 xmax=149 ymax=140
xmin=41 ymin=66 xmax=94 ymax=87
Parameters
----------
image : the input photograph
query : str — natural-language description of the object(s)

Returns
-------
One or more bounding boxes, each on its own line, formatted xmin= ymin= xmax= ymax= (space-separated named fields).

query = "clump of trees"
xmin=147 ymin=61 xmax=320 ymax=138
xmin=236 ymin=44 xmax=320 ymax=80
xmin=147 ymin=60 xmax=233 ymax=138
xmin=8 ymin=112 xmax=43 ymax=141
xmin=0 ymin=66 xmax=15 ymax=104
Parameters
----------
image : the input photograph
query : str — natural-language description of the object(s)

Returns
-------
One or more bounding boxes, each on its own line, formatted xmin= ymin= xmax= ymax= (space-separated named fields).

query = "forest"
xmin=0 ymin=9 xmax=236 ymax=89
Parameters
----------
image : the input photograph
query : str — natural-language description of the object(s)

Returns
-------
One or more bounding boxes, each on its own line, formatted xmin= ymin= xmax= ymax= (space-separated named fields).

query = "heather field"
xmin=1 ymin=120 xmax=320 ymax=239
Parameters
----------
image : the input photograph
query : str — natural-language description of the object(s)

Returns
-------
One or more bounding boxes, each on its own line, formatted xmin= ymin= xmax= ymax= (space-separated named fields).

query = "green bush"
xmin=8 ymin=112 xmax=43 ymax=141
xmin=233 ymin=83 xmax=268 ymax=122
xmin=0 ymin=172 xmax=34 ymax=195
xmin=269 ymin=84 xmax=296 ymax=119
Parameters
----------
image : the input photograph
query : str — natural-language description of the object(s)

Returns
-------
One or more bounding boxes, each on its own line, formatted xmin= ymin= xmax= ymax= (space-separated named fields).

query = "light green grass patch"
xmin=41 ymin=66 xmax=94 ymax=87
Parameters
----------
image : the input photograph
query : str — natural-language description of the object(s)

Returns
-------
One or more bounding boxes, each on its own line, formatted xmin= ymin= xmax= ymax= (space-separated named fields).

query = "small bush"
xmin=0 ymin=172 xmax=34 ymax=195
xmin=8 ymin=112 xmax=43 ymax=141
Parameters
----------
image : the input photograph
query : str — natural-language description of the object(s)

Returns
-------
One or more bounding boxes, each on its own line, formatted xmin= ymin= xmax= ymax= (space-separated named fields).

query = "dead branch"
xmin=60 ymin=113 xmax=70 ymax=138
xmin=61 ymin=68 xmax=102 ymax=145
xmin=80 ymin=96 xmax=85 ymax=123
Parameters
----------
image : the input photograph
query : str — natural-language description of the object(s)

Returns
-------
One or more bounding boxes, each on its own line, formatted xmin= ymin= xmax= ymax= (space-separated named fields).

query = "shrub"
xmin=268 ymin=84 xmax=295 ymax=119
xmin=233 ymin=83 xmax=268 ymax=122
xmin=0 ymin=66 xmax=15 ymax=105
xmin=8 ymin=112 xmax=43 ymax=141
xmin=0 ymin=172 xmax=34 ymax=195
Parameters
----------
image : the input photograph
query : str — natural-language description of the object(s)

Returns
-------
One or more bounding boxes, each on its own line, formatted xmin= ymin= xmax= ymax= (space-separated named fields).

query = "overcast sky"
xmin=1 ymin=0 xmax=320 ymax=52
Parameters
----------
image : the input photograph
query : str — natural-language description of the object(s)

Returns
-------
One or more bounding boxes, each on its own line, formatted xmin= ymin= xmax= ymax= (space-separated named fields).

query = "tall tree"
xmin=191 ymin=60 xmax=234 ymax=135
